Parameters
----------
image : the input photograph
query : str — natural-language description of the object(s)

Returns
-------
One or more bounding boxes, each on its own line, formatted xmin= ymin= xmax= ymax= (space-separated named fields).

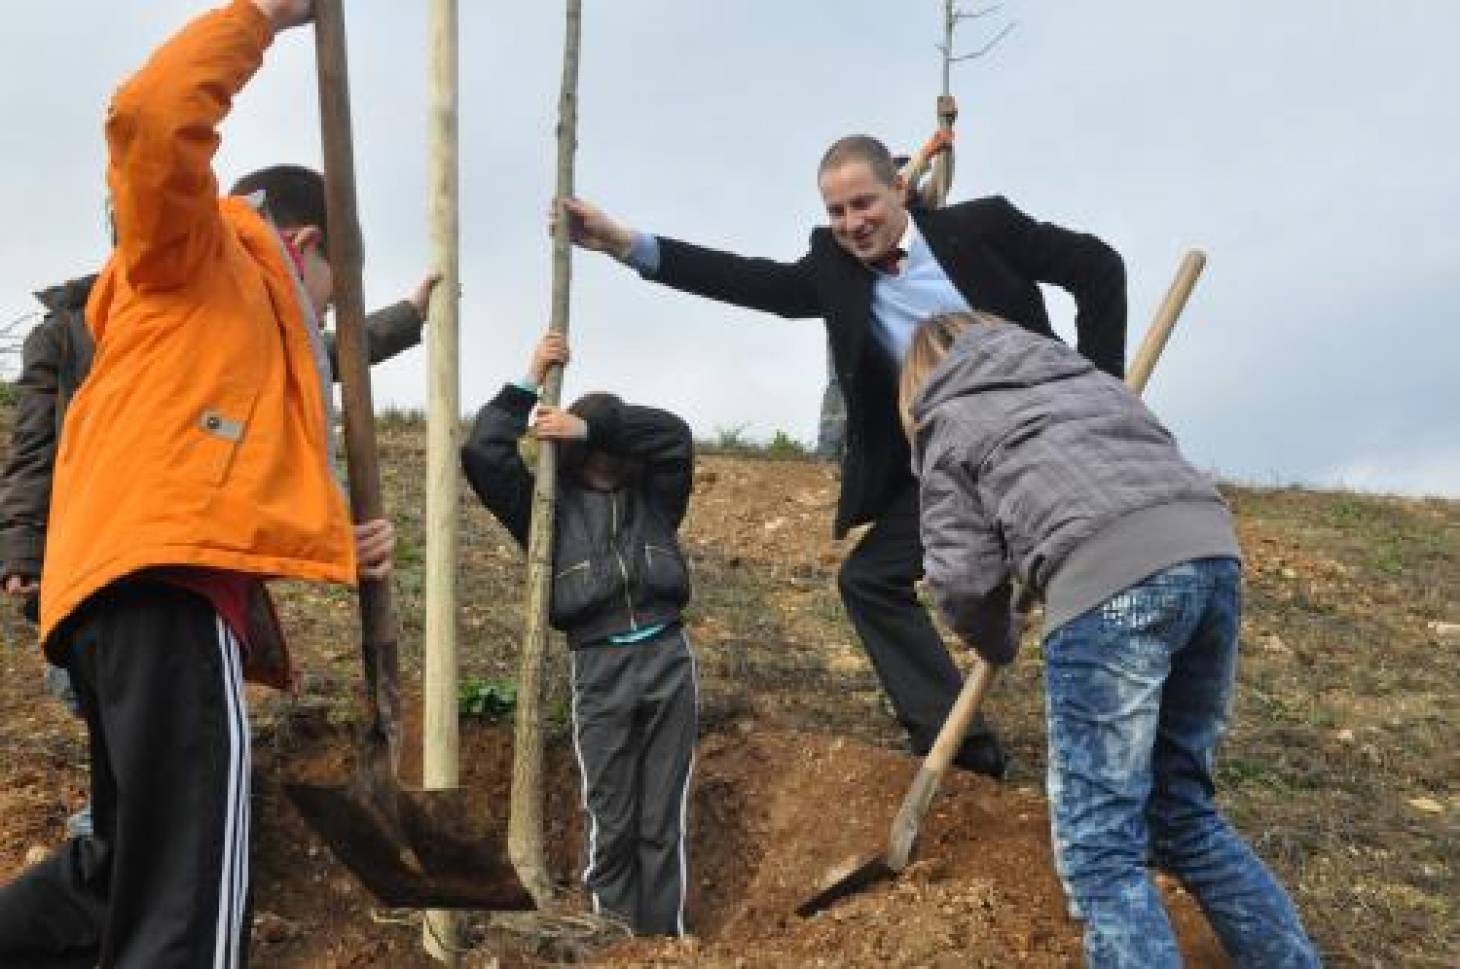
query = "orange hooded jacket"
xmin=39 ymin=1 xmax=356 ymax=681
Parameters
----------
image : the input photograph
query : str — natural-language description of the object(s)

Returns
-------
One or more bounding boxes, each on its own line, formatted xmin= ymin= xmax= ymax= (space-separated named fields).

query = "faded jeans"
xmin=1043 ymin=557 xmax=1320 ymax=968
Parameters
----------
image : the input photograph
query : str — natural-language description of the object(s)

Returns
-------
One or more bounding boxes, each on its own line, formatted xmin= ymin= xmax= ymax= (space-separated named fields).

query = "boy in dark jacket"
xmin=461 ymin=332 xmax=697 ymax=936
xmin=899 ymin=312 xmax=1320 ymax=968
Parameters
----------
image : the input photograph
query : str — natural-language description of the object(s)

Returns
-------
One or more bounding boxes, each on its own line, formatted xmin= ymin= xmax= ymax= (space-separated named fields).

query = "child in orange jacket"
xmin=0 ymin=3 xmax=395 ymax=966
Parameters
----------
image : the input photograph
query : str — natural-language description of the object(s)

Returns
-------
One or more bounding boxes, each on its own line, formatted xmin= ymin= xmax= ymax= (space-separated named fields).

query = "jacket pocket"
xmin=550 ymin=558 xmax=603 ymax=629
xmin=181 ymin=380 xmax=258 ymax=487
xmin=642 ymin=542 xmax=690 ymax=605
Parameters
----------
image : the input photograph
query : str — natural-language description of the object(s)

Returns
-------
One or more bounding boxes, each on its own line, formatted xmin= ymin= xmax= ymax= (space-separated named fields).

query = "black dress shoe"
xmin=905 ymin=737 xmax=1010 ymax=781
xmin=951 ymin=741 xmax=1010 ymax=780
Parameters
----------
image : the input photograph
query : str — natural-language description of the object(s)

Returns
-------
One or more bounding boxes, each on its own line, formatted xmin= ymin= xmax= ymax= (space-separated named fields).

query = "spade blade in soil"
xmin=794 ymin=853 xmax=894 ymax=917
xmin=285 ymin=782 xmax=534 ymax=910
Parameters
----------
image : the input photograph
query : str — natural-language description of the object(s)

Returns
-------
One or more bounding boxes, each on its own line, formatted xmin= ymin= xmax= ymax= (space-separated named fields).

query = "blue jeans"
xmin=1043 ymin=557 xmax=1320 ymax=968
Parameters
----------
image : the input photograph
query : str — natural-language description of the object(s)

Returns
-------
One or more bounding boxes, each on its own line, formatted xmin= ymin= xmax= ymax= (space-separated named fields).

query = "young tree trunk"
xmin=423 ymin=0 xmax=461 ymax=959
xmin=931 ymin=0 xmax=958 ymax=207
xmin=509 ymin=0 xmax=583 ymax=910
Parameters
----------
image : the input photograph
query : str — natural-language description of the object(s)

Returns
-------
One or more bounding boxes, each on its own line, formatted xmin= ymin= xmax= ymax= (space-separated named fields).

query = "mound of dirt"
xmin=243 ymin=706 xmax=1224 ymax=966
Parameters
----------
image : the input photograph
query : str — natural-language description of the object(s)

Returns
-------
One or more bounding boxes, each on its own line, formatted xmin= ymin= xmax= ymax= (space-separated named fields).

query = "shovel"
xmin=796 ymin=651 xmax=1001 ymax=917
xmin=283 ymin=0 xmax=530 ymax=912
xmin=797 ymin=250 xmax=1209 ymax=917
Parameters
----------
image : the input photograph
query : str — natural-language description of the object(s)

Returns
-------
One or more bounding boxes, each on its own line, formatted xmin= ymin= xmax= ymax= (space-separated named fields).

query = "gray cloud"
xmin=2 ymin=1 xmax=1455 ymax=495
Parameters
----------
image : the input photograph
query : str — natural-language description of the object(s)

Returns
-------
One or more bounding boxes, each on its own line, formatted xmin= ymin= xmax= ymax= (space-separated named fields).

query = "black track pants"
xmin=837 ymin=485 xmax=1007 ymax=775
xmin=0 ymin=583 xmax=253 ymax=968
xmin=570 ymin=625 xmax=697 ymax=936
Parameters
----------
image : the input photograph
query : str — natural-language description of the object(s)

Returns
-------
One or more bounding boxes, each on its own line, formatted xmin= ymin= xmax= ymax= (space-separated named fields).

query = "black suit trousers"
xmin=837 ymin=485 xmax=1006 ymax=775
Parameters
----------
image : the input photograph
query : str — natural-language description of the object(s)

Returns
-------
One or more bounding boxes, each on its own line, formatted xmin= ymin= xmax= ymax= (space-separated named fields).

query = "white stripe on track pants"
xmin=0 ymin=581 xmax=253 ymax=968
xmin=570 ymin=624 xmax=697 ymax=937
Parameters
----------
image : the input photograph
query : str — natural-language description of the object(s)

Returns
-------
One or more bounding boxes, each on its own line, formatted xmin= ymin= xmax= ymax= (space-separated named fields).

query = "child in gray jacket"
xmin=899 ymin=311 xmax=1319 ymax=968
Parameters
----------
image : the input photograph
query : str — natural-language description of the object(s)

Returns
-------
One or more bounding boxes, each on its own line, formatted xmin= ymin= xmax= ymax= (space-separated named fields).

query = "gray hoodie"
xmin=911 ymin=323 xmax=1239 ymax=662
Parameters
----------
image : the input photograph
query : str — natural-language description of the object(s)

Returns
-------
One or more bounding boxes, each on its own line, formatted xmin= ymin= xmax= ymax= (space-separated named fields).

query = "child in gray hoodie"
xmin=900 ymin=311 xmax=1319 ymax=968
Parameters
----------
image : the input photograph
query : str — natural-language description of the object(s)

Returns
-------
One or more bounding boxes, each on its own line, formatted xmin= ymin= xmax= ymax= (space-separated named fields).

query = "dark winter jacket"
xmin=0 ymin=276 xmax=98 ymax=583
xmin=0 ymin=273 xmax=426 ymax=587
xmin=461 ymin=385 xmax=694 ymax=648
xmin=911 ymin=323 xmax=1238 ymax=664
xmin=646 ymin=196 xmax=1126 ymax=537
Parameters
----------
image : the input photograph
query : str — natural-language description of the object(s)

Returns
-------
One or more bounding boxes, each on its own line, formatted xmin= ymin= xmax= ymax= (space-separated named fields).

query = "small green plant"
xmin=766 ymin=430 xmax=807 ymax=459
xmin=0 ymin=381 xmax=16 ymax=407
xmin=713 ymin=423 xmax=752 ymax=451
xmin=458 ymin=676 xmax=518 ymax=719
xmin=394 ymin=536 xmax=424 ymax=567
xmin=1328 ymin=497 xmax=1374 ymax=527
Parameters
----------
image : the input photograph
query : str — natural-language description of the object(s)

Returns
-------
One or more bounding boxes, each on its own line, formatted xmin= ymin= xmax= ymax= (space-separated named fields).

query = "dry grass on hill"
xmin=1 ymin=404 xmax=1456 ymax=965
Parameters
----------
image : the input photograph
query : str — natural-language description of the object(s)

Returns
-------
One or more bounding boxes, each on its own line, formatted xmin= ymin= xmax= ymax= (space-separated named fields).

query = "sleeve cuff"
xmin=623 ymin=231 xmax=661 ymax=275
xmin=491 ymin=383 xmax=539 ymax=426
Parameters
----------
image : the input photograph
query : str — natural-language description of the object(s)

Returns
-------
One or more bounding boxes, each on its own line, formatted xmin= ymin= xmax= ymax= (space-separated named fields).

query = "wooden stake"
xmin=509 ymin=0 xmax=583 ymax=909
xmin=423 ymin=0 xmax=462 ymax=959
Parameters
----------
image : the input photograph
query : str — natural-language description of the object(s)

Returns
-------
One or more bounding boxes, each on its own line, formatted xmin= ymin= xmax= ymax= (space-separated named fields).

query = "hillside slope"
xmin=1 ymin=405 xmax=1455 ymax=965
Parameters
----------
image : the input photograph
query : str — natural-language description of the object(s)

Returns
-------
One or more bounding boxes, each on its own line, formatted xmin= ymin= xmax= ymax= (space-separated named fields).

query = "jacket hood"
xmin=33 ymin=274 xmax=99 ymax=314
xmin=914 ymin=324 xmax=1093 ymax=426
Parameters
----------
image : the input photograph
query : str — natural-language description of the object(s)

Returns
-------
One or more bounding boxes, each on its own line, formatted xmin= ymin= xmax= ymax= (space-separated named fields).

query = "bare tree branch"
xmin=940 ymin=0 xmax=1018 ymax=94
xmin=949 ymin=22 xmax=1018 ymax=63
xmin=951 ymin=3 xmax=1004 ymax=24
xmin=0 ymin=311 xmax=38 ymax=381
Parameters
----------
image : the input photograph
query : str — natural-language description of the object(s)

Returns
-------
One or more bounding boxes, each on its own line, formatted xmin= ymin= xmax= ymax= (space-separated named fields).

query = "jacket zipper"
xmin=610 ymin=493 xmax=637 ymax=630
xmin=554 ymin=560 xmax=590 ymax=581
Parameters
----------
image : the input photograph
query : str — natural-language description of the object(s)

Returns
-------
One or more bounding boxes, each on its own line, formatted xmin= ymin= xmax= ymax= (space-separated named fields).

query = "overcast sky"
xmin=1 ymin=1 xmax=1455 ymax=496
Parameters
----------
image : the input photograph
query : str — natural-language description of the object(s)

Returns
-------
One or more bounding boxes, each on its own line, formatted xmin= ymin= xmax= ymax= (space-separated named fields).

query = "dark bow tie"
xmin=869 ymin=248 xmax=907 ymax=276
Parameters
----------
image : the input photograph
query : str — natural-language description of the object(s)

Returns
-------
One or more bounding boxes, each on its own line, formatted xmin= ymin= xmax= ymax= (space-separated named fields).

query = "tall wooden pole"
xmin=423 ymin=0 xmax=461 ymax=958
xmin=509 ymin=0 xmax=582 ymax=909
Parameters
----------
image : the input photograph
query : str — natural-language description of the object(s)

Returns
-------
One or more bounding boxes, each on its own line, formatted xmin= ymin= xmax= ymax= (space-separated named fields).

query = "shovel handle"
xmin=1127 ymin=250 xmax=1206 ymax=395
xmin=924 ymin=657 xmax=998 ymax=775
xmin=886 ymin=657 xmax=997 ymax=870
xmin=314 ymin=0 xmax=403 ymax=766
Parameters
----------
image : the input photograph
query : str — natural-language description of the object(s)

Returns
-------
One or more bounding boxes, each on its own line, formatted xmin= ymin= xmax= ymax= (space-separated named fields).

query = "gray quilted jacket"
xmin=911 ymin=322 xmax=1236 ymax=662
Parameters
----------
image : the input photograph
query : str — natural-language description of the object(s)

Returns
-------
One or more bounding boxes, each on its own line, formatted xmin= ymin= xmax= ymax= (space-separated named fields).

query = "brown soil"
xmin=250 ymin=709 xmax=1226 ymax=967
xmin=2 ymin=412 xmax=1456 ymax=965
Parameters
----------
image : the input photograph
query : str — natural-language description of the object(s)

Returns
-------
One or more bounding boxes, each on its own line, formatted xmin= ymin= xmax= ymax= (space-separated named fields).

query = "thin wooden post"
xmin=509 ymin=0 xmax=583 ymax=909
xmin=423 ymin=0 xmax=461 ymax=959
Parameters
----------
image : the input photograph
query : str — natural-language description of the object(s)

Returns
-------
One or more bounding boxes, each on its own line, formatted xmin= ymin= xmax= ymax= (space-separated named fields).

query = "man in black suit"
xmin=559 ymin=135 xmax=1125 ymax=776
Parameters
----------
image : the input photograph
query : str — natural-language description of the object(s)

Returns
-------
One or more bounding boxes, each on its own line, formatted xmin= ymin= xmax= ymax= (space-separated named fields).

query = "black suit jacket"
xmin=648 ymin=195 xmax=1127 ymax=537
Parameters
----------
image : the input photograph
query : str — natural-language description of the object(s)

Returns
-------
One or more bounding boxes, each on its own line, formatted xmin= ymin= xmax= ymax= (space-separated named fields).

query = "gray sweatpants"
xmin=569 ymin=625 xmax=697 ymax=936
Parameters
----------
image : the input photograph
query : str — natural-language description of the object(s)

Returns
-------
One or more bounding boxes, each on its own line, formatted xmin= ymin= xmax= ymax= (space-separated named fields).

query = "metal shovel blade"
xmin=794 ymin=853 xmax=895 ymax=918
xmin=285 ymin=782 xmax=534 ymax=910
